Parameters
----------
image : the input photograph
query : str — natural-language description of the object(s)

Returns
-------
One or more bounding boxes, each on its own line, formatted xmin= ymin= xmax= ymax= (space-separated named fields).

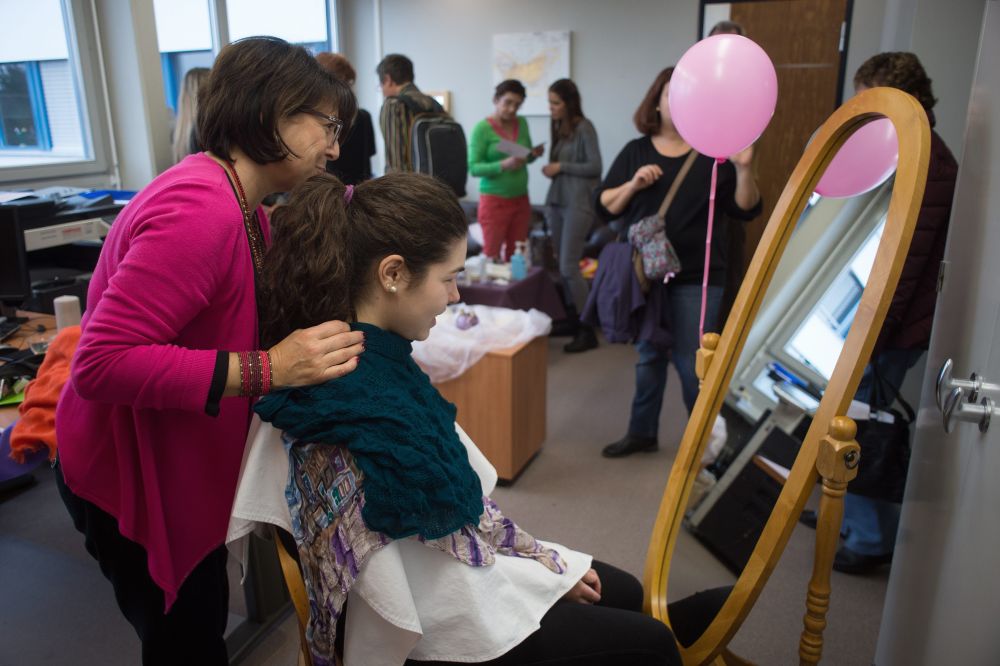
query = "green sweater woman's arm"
xmin=469 ymin=123 xmax=503 ymax=177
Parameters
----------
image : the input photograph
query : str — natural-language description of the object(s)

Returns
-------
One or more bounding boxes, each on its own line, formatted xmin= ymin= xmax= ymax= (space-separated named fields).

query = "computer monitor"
xmin=0 ymin=207 xmax=31 ymax=323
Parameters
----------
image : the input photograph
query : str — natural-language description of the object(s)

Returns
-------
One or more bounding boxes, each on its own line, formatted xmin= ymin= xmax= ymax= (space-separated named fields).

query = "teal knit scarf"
xmin=254 ymin=322 xmax=484 ymax=540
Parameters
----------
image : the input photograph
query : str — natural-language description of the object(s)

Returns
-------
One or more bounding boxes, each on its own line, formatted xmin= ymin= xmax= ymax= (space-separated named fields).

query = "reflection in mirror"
xmin=668 ymin=179 xmax=894 ymax=621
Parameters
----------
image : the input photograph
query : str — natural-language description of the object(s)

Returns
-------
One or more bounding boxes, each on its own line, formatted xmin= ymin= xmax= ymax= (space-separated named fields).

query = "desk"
xmin=435 ymin=335 xmax=547 ymax=482
xmin=459 ymin=267 xmax=566 ymax=321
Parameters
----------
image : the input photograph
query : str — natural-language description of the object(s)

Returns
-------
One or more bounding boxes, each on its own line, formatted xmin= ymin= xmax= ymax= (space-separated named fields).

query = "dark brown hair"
xmin=198 ymin=37 xmax=357 ymax=164
xmin=709 ymin=20 xmax=746 ymax=36
xmin=633 ymin=67 xmax=674 ymax=135
xmin=316 ymin=52 xmax=357 ymax=84
xmin=259 ymin=172 xmax=468 ymax=346
xmin=548 ymin=79 xmax=584 ymax=155
xmin=494 ymin=79 xmax=526 ymax=101
xmin=376 ymin=54 xmax=414 ymax=85
xmin=854 ymin=52 xmax=937 ymax=114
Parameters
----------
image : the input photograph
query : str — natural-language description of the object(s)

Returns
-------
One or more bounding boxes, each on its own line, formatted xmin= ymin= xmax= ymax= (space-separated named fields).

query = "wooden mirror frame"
xmin=643 ymin=87 xmax=931 ymax=664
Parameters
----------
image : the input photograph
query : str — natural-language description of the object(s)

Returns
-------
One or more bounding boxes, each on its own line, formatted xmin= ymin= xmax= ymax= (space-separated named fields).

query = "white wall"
xmin=895 ymin=0 xmax=985 ymax=156
xmin=95 ymin=0 xmax=173 ymax=190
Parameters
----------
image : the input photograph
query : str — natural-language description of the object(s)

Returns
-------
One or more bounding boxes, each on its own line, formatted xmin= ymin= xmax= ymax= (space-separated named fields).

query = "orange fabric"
xmin=9 ymin=325 xmax=81 ymax=463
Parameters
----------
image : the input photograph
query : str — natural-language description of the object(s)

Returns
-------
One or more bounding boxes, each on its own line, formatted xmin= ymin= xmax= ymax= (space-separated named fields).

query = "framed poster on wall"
xmin=492 ymin=30 xmax=570 ymax=116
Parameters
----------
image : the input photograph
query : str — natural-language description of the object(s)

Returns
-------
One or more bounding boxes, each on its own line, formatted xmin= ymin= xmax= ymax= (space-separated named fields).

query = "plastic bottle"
xmin=510 ymin=242 xmax=527 ymax=281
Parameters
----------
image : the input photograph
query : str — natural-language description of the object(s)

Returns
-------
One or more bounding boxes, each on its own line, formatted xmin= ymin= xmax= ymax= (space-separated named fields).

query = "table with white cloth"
xmin=412 ymin=305 xmax=552 ymax=482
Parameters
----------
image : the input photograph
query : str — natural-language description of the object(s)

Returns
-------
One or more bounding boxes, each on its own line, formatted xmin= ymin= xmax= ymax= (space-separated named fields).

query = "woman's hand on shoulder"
xmin=269 ymin=320 xmax=364 ymax=388
xmin=562 ymin=567 xmax=602 ymax=604
xmin=629 ymin=164 xmax=663 ymax=191
xmin=541 ymin=162 xmax=561 ymax=178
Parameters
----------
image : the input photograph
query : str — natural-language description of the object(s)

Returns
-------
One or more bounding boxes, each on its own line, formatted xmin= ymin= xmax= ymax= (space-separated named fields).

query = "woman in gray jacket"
xmin=543 ymin=79 xmax=602 ymax=353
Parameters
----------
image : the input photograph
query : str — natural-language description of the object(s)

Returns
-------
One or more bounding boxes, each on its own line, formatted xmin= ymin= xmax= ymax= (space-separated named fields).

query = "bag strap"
xmin=656 ymin=150 xmax=699 ymax=220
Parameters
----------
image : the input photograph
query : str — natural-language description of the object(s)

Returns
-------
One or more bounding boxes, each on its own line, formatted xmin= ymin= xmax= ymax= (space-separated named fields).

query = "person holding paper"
xmin=468 ymin=79 xmax=544 ymax=261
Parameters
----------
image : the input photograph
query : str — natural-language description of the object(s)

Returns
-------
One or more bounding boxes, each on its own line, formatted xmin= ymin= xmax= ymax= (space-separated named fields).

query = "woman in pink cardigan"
xmin=53 ymin=37 xmax=364 ymax=664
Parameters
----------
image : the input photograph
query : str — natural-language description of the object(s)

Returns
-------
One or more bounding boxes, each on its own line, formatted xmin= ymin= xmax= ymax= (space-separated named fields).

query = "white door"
xmin=876 ymin=2 xmax=1000 ymax=663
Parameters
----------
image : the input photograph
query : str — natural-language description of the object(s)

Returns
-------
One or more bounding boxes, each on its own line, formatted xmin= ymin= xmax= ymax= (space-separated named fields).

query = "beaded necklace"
xmin=221 ymin=160 xmax=266 ymax=273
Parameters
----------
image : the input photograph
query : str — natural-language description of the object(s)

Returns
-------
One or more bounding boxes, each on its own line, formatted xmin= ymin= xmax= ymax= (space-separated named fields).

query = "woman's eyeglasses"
xmin=304 ymin=110 xmax=344 ymax=146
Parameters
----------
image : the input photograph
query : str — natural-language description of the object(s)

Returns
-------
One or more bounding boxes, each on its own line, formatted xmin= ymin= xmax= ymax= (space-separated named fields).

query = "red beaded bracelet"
xmin=237 ymin=350 xmax=273 ymax=397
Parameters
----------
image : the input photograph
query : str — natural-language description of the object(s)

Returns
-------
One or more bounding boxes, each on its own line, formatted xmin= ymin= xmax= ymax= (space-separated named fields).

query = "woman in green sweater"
xmin=468 ymin=79 xmax=544 ymax=261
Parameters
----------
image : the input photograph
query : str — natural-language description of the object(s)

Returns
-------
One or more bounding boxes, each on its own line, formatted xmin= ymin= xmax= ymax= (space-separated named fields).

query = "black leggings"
xmin=55 ymin=464 xmax=230 ymax=665
xmin=406 ymin=560 xmax=682 ymax=666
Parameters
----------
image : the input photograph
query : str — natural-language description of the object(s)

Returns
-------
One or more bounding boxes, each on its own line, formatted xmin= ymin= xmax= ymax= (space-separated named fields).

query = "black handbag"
xmin=848 ymin=365 xmax=915 ymax=504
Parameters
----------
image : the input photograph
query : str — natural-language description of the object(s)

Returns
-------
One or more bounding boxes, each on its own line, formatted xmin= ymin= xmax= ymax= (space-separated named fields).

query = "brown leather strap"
xmin=272 ymin=526 xmax=316 ymax=666
xmin=656 ymin=150 xmax=699 ymax=219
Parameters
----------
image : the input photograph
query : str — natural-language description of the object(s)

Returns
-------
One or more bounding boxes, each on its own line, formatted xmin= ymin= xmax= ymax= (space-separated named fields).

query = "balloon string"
xmin=700 ymin=158 xmax=723 ymax=343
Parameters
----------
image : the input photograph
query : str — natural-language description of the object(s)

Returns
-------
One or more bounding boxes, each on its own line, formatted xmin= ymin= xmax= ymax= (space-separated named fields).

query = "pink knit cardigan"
xmin=56 ymin=153 xmax=269 ymax=610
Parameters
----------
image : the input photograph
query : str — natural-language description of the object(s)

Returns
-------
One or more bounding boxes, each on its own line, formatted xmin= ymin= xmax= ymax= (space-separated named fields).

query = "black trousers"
xmin=55 ymin=464 xmax=230 ymax=665
xmin=407 ymin=560 xmax=682 ymax=666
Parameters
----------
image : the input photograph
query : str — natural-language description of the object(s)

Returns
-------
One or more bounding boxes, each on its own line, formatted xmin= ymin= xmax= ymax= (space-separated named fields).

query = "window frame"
xmin=0 ymin=0 xmax=114 ymax=185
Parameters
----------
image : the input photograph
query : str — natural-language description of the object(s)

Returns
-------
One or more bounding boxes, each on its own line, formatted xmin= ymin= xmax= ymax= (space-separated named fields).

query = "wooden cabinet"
xmin=434 ymin=336 xmax=547 ymax=482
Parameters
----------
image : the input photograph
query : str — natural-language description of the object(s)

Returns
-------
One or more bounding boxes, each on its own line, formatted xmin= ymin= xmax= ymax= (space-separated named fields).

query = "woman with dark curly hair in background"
xmin=799 ymin=51 xmax=960 ymax=575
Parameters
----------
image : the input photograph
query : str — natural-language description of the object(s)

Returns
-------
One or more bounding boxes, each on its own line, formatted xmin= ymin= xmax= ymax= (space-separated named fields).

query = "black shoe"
xmin=798 ymin=509 xmax=848 ymax=538
xmin=602 ymin=435 xmax=658 ymax=458
xmin=550 ymin=317 xmax=579 ymax=337
xmin=832 ymin=546 xmax=892 ymax=575
xmin=564 ymin=325 xmax=598 ymax=353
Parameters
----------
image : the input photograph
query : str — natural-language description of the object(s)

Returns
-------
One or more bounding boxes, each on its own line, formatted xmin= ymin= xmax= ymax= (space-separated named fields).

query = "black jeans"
xmin=407 ymin=560 xmax=682 ymax=665
xmin=55 ymin=463 xmax=230 ymax=665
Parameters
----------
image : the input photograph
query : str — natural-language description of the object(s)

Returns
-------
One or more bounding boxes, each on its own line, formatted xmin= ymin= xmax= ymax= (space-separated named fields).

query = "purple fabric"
xmin=581 ymin=242 xmax=672 ymax=346
xmin=1 ymin=424 xmax=46 ymax=482
xmin=459 ymin=266 xmax=566 ymax=320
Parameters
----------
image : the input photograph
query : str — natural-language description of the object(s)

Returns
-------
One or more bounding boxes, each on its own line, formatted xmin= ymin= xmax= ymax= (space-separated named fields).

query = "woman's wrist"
xmin=223 ymin=350 xmax=274 ymax=397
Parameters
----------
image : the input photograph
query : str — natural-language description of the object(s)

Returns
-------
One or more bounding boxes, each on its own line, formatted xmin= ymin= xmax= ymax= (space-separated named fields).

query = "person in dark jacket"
xmin=586 ymin=66 xmax=761 ymax=458
xmin=317 ymin=52 xmax=376 ymax=185
xmin=803 ymin=52 xmax=959 ymax=574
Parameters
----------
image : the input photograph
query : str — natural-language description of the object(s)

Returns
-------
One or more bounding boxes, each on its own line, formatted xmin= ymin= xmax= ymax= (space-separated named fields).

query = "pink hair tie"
xmin=344 ymin=184 xmax=354 ymax=204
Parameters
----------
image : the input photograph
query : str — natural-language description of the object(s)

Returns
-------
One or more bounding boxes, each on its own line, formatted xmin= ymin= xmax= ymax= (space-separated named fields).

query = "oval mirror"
xmin=643 ymin=87 xmax=931 ymax=664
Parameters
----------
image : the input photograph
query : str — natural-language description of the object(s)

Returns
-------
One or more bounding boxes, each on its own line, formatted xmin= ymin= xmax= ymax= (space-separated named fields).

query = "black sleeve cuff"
xmin=205 ymin=351 xmax=229 ymax=417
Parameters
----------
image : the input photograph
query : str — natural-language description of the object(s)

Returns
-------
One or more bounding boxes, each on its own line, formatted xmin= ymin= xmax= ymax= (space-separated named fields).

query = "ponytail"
xmin=259 ymin=172 xmax=468 ymax=346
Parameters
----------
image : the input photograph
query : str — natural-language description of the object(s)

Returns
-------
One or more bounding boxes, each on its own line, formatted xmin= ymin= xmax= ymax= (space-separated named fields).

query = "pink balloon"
xmin=669 ymin=35 xmax=778 ymax=158
xmin=815 ymin=118 xmax=898 ymax=198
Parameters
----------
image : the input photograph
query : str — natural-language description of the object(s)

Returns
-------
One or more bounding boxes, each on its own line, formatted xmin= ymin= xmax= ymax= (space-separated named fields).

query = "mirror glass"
xmin=666 ymin=178 xmax=894 ymax=639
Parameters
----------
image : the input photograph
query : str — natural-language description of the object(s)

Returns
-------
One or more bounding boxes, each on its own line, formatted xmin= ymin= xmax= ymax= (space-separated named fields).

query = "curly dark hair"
xmin=854 ymin=52 xmax=937 ymax=113
xmin=258 ymin=172 xmax=468 ymax=347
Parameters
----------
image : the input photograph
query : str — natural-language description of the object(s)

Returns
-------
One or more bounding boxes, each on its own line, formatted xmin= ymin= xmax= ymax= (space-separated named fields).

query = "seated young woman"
xmin=253 ymin=171 xmax=681 ymax=665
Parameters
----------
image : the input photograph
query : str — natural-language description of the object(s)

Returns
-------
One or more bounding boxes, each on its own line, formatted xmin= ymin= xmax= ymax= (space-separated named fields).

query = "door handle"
xmin=936 ymin=358 xmax=1000 ymax=410
xmin=942 ymin=386 xmax=994 ymax=434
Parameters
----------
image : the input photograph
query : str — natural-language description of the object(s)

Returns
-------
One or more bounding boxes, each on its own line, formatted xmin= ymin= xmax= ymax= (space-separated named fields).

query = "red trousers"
xmin=478 ymin=193 xmax=531 ymax=261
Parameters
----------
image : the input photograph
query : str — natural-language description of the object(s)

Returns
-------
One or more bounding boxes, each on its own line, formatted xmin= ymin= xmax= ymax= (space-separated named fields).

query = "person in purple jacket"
xmin=54 ymin=37 xmax=365 ymax=664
